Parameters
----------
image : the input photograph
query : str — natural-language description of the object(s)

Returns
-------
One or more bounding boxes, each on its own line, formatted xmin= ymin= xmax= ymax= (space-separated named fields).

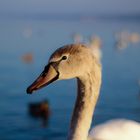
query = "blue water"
xmin=0 ymin=18 xmax=140 ymax=140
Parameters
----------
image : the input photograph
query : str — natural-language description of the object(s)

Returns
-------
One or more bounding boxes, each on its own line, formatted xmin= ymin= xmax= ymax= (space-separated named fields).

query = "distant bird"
xmin=72 ymin=33 xmax=83 ymax=44
xmin=27 ymin=44 xmax=140 ymax=140
xmin=22 ymin=27 xmax=32 ymax=39
xmin=115 ymin=31 xmax=130 ymax=50
xmin=115 ymin=31 xmax=140 ymax=50
xmin=88 ymin=36 xmax=102 ymax=60
xmin=22 ymin=53 xmax=33 ymax=64
xmin=28 ymin=100 xmax=50 ymax=126
xmin=129 ymin=33 xmax=140 ymax=43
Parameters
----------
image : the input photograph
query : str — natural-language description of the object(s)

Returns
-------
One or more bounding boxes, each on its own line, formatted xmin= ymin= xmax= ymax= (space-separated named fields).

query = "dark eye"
xmin=62 ymin=56 xmax=67 ymax=60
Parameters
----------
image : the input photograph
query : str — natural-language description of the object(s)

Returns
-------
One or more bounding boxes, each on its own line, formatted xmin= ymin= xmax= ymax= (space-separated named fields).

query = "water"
xmin=0 ymin=18 xmax=140 ymax=140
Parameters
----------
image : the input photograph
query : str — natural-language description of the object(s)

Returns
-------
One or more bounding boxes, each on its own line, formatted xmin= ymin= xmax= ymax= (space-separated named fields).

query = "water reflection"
xmin=0 ymin=19 xmax=140 ymax=140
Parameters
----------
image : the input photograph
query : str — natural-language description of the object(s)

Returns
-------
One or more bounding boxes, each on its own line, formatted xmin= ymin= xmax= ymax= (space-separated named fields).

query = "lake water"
xmin=0 ymin=18 xmax=140 ymax=140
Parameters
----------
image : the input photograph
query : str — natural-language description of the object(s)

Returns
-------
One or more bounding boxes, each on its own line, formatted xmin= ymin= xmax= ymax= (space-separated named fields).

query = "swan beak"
xmin=26 ymin=64 xmax=59 ymax=94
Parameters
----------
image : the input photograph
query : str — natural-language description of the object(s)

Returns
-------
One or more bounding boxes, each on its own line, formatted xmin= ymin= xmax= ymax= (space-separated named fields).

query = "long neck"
xmin=68 ymin=67 xmax=101 ymax=140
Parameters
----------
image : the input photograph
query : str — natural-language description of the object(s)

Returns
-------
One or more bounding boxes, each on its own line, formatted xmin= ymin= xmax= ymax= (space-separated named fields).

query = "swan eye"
xmin=62 ymin=56 xmax=67 ymax=60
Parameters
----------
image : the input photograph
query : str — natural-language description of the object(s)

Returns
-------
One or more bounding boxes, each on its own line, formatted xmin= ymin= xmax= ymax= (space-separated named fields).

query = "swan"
xmin=27 ymin=44 xmax=140 ymax=140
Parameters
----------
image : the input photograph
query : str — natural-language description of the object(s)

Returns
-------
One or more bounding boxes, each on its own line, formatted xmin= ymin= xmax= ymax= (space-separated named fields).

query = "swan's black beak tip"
xmin=26 ymin=86 xmax=33 ymax=94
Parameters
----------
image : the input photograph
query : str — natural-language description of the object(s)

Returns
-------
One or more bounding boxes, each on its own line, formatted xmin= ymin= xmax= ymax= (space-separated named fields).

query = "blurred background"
xmin=0 ymin=0 xmax=140 ymax=140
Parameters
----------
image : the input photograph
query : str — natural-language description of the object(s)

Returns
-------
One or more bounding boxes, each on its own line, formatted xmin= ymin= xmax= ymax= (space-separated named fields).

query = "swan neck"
xmin=68 ymin=71 xmax=101 ymax=140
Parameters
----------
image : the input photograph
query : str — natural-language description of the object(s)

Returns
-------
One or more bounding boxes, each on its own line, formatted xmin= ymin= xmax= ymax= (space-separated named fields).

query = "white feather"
xmin=88 ymin=119 xmax=140 ymax=140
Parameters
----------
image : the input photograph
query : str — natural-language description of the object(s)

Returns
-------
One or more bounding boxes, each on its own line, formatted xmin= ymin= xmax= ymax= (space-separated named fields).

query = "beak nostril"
xmin=40 ymin=71 xmax=47 ymax=78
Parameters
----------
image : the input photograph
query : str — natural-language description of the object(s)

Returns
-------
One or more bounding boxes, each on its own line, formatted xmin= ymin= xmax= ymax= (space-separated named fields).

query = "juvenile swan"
xmin=27 ymin=44 xmax=140 ymax=140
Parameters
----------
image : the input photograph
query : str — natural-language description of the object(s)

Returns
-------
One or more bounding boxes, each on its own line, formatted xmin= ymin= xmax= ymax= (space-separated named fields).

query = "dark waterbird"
xmin=28 ymin=100 xmax=50 ymax=126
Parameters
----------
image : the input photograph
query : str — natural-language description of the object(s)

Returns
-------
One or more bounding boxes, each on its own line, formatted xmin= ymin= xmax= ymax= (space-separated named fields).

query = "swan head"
xmin=27 ymin=44 xmax=99 ymax=94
